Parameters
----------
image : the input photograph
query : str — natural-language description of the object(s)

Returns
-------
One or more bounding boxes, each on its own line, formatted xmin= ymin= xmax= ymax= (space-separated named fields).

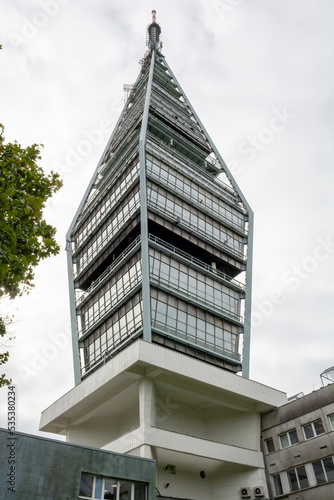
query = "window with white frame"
xmin=328 ymin=414 xmax=334 ymax=431
xmin=302 ymin=419 xmax=325 ymax=440
xmin=287 ymin=465 xmax=309 ymax=492
xmin=78 ymin=473 xmax=147 ymax=500
xmin=312 ymin=457 xmax=334 ymax=485
xmin=279 ymin=429 xmax=298 ymax=448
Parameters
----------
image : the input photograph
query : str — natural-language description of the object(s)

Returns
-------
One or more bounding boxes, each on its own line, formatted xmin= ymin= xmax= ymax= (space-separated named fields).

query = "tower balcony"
xmin=147 ymin=198 xmax=246 ymax=263
xmin=75 ymin=132 xmax=140 ymax=229
xmin=75 ymin=236 xmax=141 ymax=307
xmin=146 ymin=135 xmax=243 ymax=209
xmin=146 ymin=165 xmax=247 ymax=236
xmin=110 ymin=89 xmax=146 ymax=152
xmin=73 ymin=163 xmax=140 ymax=253
xmin=150 ymin=90 xmax=209 ymax=150
xmin=149 ymin=275 xmax=243 ymax=326
xmin=147 ymin=234 xmax=245 ymax=292
xmin=77 ymin=267 xmax=142 ymax=339
xmin=74 ymin=193 xmax=140 ymax=280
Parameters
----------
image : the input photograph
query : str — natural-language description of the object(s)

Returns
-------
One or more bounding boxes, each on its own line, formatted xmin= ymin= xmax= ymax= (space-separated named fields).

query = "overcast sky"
xmin=0 ymin=0 xmax=333 ymax=439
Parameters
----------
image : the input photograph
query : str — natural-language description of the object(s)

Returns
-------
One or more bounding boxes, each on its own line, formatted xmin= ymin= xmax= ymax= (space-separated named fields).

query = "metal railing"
xmin=78 ymin=272 xmax=142 ymax=337
xmin=74 ymin=134 xmax=140 ymax=227
xmin=75 ymin=236 xmax=141 ymax=306
xmin=74 ymin=166 xmax=140 ymax=253
xmin=151 ymin=92 xmax=208 ymax=149
xmin=146 ymin=135 xmax=243 ymax=209
xmin=74 ymin=197 xmax=140 ymax=278
xmin=150 ymin=273 xmax=243 ymax=324
xmin=81 ymin=327 xmax=143 ymax=377
xmin=146 ymin=164 xmax=246 ymax=234
xmin=152 ymin=319 xmax=241 ymax=362
xmin=147 ymin=198 xmax=246 ymax=262
xmin=148 ymin=234 xmax=245 ymax=290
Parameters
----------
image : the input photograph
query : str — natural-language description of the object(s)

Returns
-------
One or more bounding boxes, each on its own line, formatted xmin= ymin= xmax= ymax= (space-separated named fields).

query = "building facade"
xmin=261 ymin=384 xmax=334 ymax=499
xmin=40 ymin=12 xmax=287 ymax=500
xmin=66 ymin=11 xmax=253 ymax=384
xmin=0 ymin=428 xmax=156 ymax=500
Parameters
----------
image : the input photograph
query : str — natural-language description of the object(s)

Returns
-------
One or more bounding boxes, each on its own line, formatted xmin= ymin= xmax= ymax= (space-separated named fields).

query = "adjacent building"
xmin=261 ymin=384 xmax=334 ymax=499
xmin=0 ymin=428 xmax=156 ymax=499
xmin=40 ymin=12 xmax=287 ymax=499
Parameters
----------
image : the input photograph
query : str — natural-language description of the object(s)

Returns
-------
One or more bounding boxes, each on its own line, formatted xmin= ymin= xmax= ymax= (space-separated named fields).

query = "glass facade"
xmin=151 ymin=289 xmax=240 ymax=361
xmin=68 ymin=43 xmax=251 ymax=380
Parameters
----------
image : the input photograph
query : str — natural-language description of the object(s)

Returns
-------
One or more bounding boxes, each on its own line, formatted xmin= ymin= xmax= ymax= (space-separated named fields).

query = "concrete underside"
xmin=40 ymin=340 xmax=287 ymax=499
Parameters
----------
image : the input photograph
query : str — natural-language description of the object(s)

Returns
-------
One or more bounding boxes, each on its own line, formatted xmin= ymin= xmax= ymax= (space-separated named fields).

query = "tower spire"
xmin=147 ymin=9 xmax=161 ymax=50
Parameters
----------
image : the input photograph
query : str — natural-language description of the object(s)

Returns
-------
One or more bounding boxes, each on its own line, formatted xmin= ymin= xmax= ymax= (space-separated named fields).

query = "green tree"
xmin=0 ymin=124 xmax=62 ymax=386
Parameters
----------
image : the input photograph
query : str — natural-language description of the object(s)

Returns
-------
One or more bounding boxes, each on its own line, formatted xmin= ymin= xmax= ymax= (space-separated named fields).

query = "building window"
xmin=329 ymin=414 xmax=334 ymax=431
xmin=79 ymin=473 xmax=147 ymax=500
xmin=287 ymin=466 xmax=309 ymax=492
xmin=272 ymin=474 xmax=283 ymax=496
xmin=312 ymin=457 xmax=334 ymax=484
xmin=302 ymin=419 xmax=325 ymax=440
xmin=279 ymin=429 xmax=298 ymax=448
xmin=265 ymin=438 xmax=275 ymax=453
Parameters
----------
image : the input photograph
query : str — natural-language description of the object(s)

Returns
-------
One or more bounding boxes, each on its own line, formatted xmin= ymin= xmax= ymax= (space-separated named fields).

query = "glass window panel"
xmin=287 ymin=469 xmax=299 ymax=492
xmin=166 ymin=316 xmax=176 ymax=330
xmin=168 ymin=305 xmax=177 ymax=319
xmin=95 ymin=477 xmax=103 ymax=499
xmin=329 ymin=414 xmax=334 ymax=430
xmin=273 ymin=474 xmax=283 ymax=496
xmin=170 ymin=266 xmax=179 ymax=285
xmin=314 ymin=419 xmax=325 ymax=435
xmin=179 ymin=271 xmax=188 ymax=287
xmin=197 ymin=319 xmax=206 ymax=333
xmin=189 ymin=276 xmax=197 ymax=291
xmin=312 ymin=461 xmax=326 ymax=485
xmin=324 ymin=457 xmax=334 ymax=481
xmin=289 ymin=429 xmax=298 ymax=445
xmin=134 ymin=483 xmax=146 ymax=500
xmin=119 ymin=482 xmax=131 ymax=500
xmin=79 ymin=474 xmax=94 ymax=498
xmin=197 ymin=280 xmax=205 ymax=296
xmin=104 ymin=479 xmax=117 ymax=499
xmin=279 ymin=434 xmax=289 ymax=449
xmin=297 ymin=466 xmax=309 ymax=489
xmin=303 ymin=423 xmax=314 ymax=440
xmin=178 ymin=309 xmax=187 ymax=325
xmin=266 ymin=438 xmax=275 ymax=453
xmin=188 ymin=314 xmax=196 ymax=328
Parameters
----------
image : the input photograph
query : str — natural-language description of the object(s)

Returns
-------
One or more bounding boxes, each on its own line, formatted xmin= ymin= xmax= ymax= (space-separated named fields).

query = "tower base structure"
xmin=40 ymin=340 xmax=287 ymax=499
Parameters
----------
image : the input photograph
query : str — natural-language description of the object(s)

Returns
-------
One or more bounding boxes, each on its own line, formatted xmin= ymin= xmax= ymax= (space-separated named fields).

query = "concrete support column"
xmin=138 ymin=378 xmax=156 ymax=460
xmin=137 ymin=444 xmax=155 ymax=460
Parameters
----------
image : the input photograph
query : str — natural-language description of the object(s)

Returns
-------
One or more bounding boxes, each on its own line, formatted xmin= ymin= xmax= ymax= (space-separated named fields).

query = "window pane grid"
xmin=279 ymin=429 xmax=298 ymax=449
xmin=287 ymin=466 xmax=309 ymax=492
xmin=312 ymin=457 xmax=334 ymax=484
xmin=76 ymin=192 xmax=140 ymax=276
xmin=146 ymin=156 xmax=245 ymax=231
xmin=146 ymin=137 xmax=241 ymax=209
xmin=79 ymin=474 xmax=146 ymax=500
xmin=80 ymin=259 xmax=142 ymax=335
xmin=75 ymin=162 xmax=140 ymax=250
xmin=151 ymin=295 xmax=240 ymax=361
xmin=149 ymin=254 xmax=242 ymax=323
xmin=82 ymin=296 xmax=143 ymax=375
xmin=147 ymin=187 xmax=245 ymax=259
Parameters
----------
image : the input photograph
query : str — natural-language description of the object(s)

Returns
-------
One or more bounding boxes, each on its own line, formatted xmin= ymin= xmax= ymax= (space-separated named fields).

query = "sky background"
xmin=0 ymin=0 xmax=333 ymax=439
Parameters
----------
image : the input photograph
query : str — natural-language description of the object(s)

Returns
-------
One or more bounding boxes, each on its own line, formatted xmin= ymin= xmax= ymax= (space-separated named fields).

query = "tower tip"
xmin=148 ymin=10 xmax=161 ymax=51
